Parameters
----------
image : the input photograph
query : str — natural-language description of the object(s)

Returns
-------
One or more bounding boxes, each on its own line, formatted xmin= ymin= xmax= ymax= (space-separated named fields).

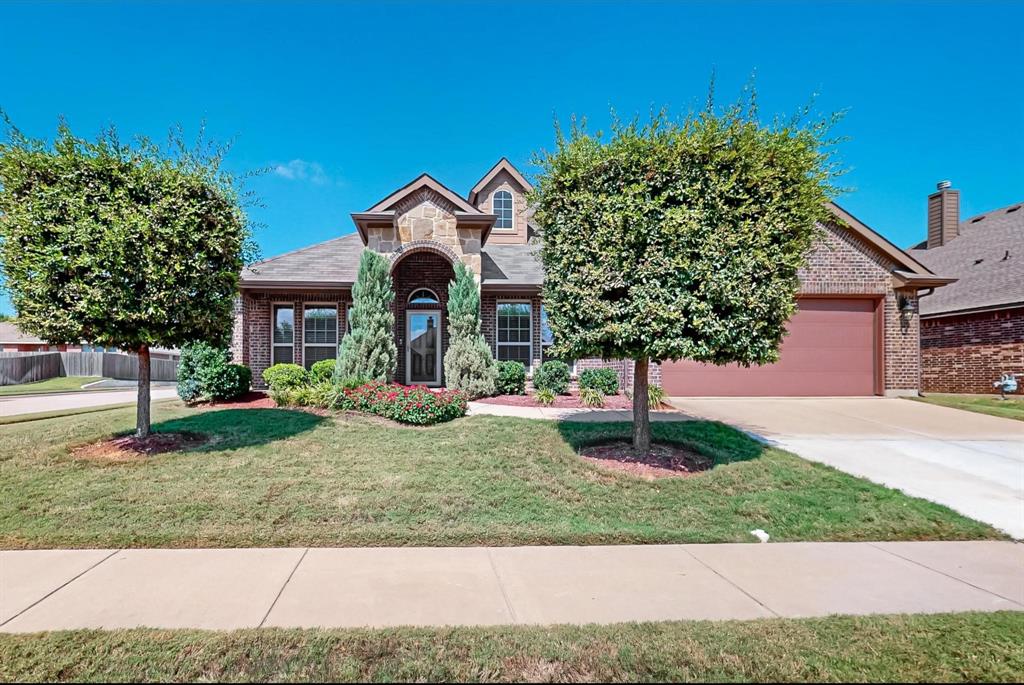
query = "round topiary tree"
xmin=0 ymin=118 xmax=254 ymax=437
xmin=443 ymin=262 xmax=496 ymax=398
xmin=533 ymin=94 xmax=841 ymax=452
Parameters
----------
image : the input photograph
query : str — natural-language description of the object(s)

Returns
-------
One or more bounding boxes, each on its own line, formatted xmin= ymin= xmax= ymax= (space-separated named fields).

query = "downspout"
xmin=913 ymin=287 xmax=935 ymax=397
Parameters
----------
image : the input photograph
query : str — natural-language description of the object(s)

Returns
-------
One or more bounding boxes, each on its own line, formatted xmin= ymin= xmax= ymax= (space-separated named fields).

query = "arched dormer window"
xmin=493 ymin=190 xmax=514 ymax=230
xmin=408 ymin=288 xmax=440 ymax=305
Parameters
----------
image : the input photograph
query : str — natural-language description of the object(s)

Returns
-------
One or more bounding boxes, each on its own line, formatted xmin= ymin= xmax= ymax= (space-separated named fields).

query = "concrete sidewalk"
xmin=0 ymin=386 xmax=178 ymax=418
xmin=2 ymin=542 xmax=1021 ymax=631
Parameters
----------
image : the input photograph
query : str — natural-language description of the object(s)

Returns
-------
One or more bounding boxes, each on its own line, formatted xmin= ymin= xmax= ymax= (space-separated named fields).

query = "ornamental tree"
xmin=0 ymin=119 xmax=254 ymax=437
xmin=533 ymin=99 xmax=841 ymax=452
xmin=335 ymin=249 xmax=397 ymax=383
xmin=443 ymin=261 xmax=496 ymax=398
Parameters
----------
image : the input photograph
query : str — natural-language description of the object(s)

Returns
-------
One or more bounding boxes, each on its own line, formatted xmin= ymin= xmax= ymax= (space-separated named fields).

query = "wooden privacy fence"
xmin=0 ymin=351 xmax=178 ymax=386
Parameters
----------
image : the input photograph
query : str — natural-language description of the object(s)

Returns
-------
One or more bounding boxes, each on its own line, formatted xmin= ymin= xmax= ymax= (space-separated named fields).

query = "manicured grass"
xmin=911 ymin=393 xmax=1024 ymax=422
xmin=0 ymin=375 xmax=103 ymax=396
xmin=2 ymin=612 xmax=1022 ymax=682
xmin=0 ymin=402 xmax=999 ymax=548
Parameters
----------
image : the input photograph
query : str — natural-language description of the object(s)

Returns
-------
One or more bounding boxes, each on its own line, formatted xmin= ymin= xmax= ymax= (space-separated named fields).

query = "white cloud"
xmin=272 ymin=159 xmax=329 ymax=185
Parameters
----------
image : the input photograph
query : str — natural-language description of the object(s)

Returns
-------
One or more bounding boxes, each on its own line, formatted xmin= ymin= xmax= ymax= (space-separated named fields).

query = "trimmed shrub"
xmin=310 ymin=359 xmax=336 ymax=384
xmin=177 ymin=342 xmax=251 ymax=403
xmin=336 ymin=250 xmax=397 ymax=382
xmin=263 ymin=363 xmax=309 ymax=390
xmin=345 ymin=383 xmax=467 ymax=425
xmin=495 ymin=360 xmax=527 ymax=395
xmin=580 ymin=387 xmax=605 ymax=407
xmin=535 ymin=387 xmax=556 ymax=406
xmin=443 ymin=262 xmax=496 ymax=399
xmin=579 ymin=367 xmax=619 ymax=395
xmin=533 ymin=360 xmax=570 ymax=394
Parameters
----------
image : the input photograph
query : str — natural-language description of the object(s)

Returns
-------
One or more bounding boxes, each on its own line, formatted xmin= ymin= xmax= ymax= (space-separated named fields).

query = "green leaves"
xmin=0 ymin=121 xmax=252 ymax=351
xmin=533 ymin=98 xmax=840 ymax=367
xmin=335 ymin=249 xmax=397 ymax=383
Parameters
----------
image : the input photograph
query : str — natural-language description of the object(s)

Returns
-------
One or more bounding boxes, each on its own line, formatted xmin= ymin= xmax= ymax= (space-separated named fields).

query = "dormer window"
xmin=493 ymin=190 xmax=513 ymax=230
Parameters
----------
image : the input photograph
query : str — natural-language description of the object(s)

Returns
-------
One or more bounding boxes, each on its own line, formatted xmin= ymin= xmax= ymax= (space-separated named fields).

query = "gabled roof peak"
xmin=367 ymin=172 xmax=482 ymax=214
xmin=468 ymin=158 xmax=532 ymax=203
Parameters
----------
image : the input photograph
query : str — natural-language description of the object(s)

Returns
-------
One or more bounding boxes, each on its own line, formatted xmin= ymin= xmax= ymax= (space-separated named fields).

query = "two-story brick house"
xmin=231 ymin=159 xmax=948 ymax=396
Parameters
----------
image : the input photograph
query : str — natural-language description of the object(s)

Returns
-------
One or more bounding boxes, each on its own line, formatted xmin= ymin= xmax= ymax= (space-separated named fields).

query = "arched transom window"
xmin=408 ymin=288 xmax=440 ymax=305
xmin=493 ymin=190 xmax=513 ymax=230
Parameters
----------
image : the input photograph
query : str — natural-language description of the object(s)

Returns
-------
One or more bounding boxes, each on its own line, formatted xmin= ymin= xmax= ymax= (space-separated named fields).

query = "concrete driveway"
xmin=668 ymin=397 xmax=1024 ymax=539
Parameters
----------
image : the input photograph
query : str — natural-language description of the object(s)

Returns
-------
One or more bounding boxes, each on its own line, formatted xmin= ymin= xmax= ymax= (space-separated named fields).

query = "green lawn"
xmin=910 ymin=393 xmax=1024 ymax=422
xmin=0 ymin=402 xmax=999 ymax=549
xmin=0 ymin=376 xmax=103 ymax=396
xmin=2 ymin=612 xmax=1022 ymax=682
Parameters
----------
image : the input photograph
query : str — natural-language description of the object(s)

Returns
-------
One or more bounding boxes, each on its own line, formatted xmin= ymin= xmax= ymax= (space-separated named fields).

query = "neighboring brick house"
xmin=233 ymin=159 xmax=947 ymax=396
xmin=909 ymin=182 xmax=1024 ymax=393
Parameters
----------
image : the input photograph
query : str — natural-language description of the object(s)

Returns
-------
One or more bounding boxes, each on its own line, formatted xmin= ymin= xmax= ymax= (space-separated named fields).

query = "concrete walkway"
xmin=0 ymin=386 xmax=178 ymax=418
xmin=467 ymin=401 xmax=684 ymax=422
xmin=2 ymin=542 xmax=1021 ymax=631
xmin=669 ymin=398 xmax=1024 ymax=539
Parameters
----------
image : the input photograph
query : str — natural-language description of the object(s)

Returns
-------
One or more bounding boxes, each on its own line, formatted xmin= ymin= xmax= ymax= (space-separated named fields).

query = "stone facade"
xmin=365 ymin=191 xmax=484 ymax=277
xmin=473 ymin=170 xmax=531 ymax=245
xmin=921 ymin=307 xmax=1024 ymax=393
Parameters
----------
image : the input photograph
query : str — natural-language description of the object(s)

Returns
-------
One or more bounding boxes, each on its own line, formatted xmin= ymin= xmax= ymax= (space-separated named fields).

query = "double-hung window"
xmin=496 ymin=301 xmax=532 ymax=365
xmin=493 ymin=190 xmax=513 ymax=230
xmin=303 ymin=305 xmax=338 ymax=369
xmin=272 ymin=305 xmax=295 ymax=364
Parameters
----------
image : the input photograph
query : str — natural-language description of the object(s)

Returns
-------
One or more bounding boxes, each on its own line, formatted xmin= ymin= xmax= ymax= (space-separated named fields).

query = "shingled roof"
xmin=909 ymin=202 xmax=1024 ymax=316
xmin=241 ymin=232 xmax=545 ymax=289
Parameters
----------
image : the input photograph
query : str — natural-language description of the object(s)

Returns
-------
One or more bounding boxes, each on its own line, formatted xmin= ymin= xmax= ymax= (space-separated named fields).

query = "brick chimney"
xmin=926 ymin=180 xmax=960 ymax=249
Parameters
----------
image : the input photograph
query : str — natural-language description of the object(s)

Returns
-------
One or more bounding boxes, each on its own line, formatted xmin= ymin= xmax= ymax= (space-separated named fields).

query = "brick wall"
xmin=392 ymin=251 xmax=454 ymax=384
xmin=481 ymin=292 xmax=544 ymax=369
xmin=232 ymin=289 xmax=350 ymax=388
xmin=921 ymin=307 xmax=1024 ymax=393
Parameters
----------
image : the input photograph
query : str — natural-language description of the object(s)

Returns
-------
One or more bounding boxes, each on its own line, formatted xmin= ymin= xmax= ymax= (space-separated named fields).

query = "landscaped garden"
xmin=0 ymin=399 xmax=1001 ymax=550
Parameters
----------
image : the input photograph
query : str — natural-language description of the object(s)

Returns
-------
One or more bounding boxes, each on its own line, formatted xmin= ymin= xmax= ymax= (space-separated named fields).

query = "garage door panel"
xmin=662 ymin=297 xmax=878 ymax=397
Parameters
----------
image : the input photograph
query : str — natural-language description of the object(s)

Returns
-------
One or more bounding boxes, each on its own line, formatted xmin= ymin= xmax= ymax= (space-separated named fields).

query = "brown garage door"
xmin=661 ymin=297 xmax=879 ymax=397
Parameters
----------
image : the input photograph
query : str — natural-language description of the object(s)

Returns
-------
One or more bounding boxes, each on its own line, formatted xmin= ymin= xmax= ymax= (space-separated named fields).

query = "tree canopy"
xmin=335 ymin=249 xmax=397 ymax=383
xmin=0 ymin=119 xmax=255 ymax=435
xmin=532 ymin=96 xmax=842 ymax=450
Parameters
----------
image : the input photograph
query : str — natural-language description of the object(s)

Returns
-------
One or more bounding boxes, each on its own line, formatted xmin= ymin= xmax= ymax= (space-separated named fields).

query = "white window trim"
xmin=405 ymin=309 xmax=443 ymax=387
xmin=496 ymin=299 xmax=532 ymax=365
xmin=271 ymin=302 xmax=295 ymax=365
xmin=492 ymin=189 xmax=515 ymax=231
xmin=407 ymin=287 xmax=441 ymax=305
xmin=302 ymin=303 xmax=339 ymax=368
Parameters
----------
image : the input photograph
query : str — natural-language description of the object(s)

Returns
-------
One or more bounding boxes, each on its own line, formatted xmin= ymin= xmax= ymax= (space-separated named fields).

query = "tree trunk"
xmin=632 ymin=357 xmax=651 ymax=453
xmin=136 ymin=344 xmax=151 ymax=439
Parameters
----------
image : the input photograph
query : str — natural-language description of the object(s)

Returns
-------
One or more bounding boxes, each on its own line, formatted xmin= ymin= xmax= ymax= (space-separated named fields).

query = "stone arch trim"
xmin=389 ymin=240 xmax=460 ymax=270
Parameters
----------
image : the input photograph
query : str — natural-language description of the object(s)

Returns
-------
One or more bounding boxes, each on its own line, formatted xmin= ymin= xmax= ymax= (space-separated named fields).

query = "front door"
xmin=406 ymin=311 xmax=441 ymax=386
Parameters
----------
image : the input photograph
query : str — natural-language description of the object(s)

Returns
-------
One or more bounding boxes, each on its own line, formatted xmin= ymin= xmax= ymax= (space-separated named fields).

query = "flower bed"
xmin=340 ymin=383 xmax=467 ymax=425
xmin=271 ymin=381 xmax=467 ymax=426
xmin=477 ymin=392 xmax=633 ymax=409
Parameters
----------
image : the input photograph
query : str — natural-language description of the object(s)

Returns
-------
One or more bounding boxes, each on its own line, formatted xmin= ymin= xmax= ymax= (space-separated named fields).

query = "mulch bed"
xmin=72 ymin=432 xmax=209 ymax=463
xmin=477 ymin=392 xmax=634 ymax=409
xmin=202 ymin=391 xmax=275 ymax=409
xmin=579 ymin=441 xmax=713 ymax=479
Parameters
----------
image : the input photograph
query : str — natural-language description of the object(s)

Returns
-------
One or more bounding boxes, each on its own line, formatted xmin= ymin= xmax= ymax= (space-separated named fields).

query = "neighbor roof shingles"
xmin=909 ymin=202 xmax=1024 ymax=316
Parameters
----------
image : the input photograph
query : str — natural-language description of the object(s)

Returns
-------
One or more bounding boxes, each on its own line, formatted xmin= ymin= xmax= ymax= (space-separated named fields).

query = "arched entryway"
xmin=391 ymin=249 xmax=455 ymax=386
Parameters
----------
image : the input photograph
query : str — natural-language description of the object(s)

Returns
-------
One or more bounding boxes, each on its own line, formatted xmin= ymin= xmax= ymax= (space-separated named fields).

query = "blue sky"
xmin=2 ymin=0 xmax=1022 ymax=314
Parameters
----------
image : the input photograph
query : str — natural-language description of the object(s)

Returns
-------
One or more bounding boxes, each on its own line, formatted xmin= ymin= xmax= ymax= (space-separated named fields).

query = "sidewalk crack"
xmin=487 ymin=549 xmax=519 ymax=624
xmin=259 ymin=548 xmax=309 ymax=628
xmin=0 ymin=548 xmax=121 ymax=628
xmin=682 ymin=547 xmax=780 ymax=618
xmin=867 ymin=542 xmax=1024 ymax=608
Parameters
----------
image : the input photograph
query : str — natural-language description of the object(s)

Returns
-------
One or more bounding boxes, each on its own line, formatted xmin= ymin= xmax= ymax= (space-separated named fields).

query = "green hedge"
xmin=495 ymin=360 xmax=527 ymax=395
xmin=579 ymin=368 xmax=619 ymax=395
xmin=176 ymin=343 xmax=251 ymax=403
xmin=533 ymin=360 xmax=570 ymax=394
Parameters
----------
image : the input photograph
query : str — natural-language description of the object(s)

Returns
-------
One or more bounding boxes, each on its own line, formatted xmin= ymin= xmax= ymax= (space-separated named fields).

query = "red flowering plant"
xmin=336 ymin=382 xmax=467 ymax=425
